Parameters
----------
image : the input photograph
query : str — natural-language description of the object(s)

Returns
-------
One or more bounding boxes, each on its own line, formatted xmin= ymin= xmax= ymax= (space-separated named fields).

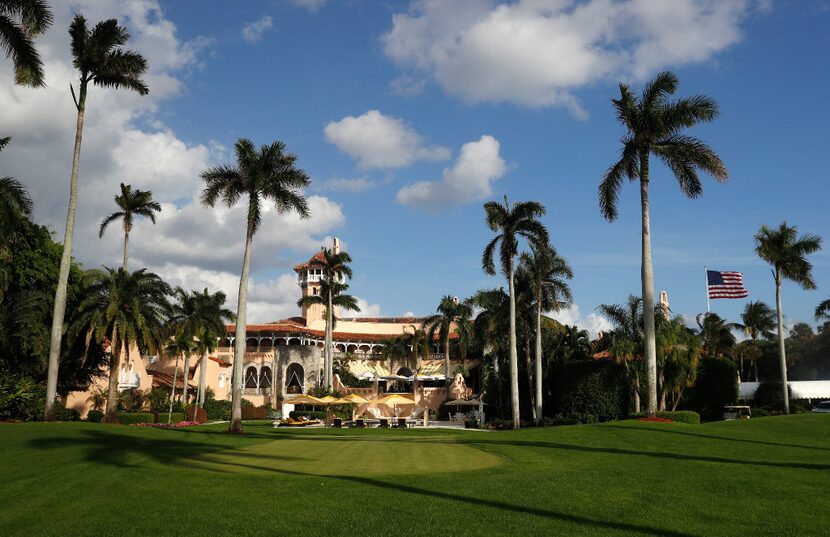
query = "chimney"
xmin=333 ymin=237 xmax=340 ymax=254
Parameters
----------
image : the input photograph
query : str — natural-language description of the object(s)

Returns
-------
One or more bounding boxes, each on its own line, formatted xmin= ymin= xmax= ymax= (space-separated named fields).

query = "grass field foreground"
xmin=1 ymin=415 xmax=829 ymax=536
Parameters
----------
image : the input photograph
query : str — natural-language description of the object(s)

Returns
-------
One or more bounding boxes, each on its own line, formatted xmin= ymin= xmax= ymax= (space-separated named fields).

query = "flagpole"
xmin=704 ymin=266 xmax=711 ymax=314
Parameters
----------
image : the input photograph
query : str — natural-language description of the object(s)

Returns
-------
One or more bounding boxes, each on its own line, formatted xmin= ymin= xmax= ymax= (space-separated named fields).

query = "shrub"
xmin=630 ymin=411 xmax=700 ymax=425
xmin=487 ymin=418 xmax=515 ymax=430
xmin=118 ymin=412 xmax=155 ymax=425
xmin=147 ymin=387 xmax=170 ymax=413
xmin=87 ymin=409 xmax=104 ymax=423
xmin=751 ymin=407 xmax=770 ymax=417
xmin=544 ymin=412 xmax=598 ymax=426
xmin=162 ymin=412 xmax=185 ymax=424
xmin=751 ymin=382 xmax=791 ymax=412
xmin=241 ymin=398 xmax=254 ymax=408
xmin=118 ymin=388 xmax=146 ymax=412
xmin=204 ymin=398 xmax=232 ymax=421
xmin=686 ymin=357 xmax=738 ymax=421
xmin=54 ymin=405 xmax=80 ymax=422
xmin=0 ymin=373 xmax=45 ymax=421
xmin=183 ymin=406 xmax=208 ymax=423
xmin=241 ymin=405 xmax=268 ymax=420
xmin=553 ymin=360 xmax=629 ymax=422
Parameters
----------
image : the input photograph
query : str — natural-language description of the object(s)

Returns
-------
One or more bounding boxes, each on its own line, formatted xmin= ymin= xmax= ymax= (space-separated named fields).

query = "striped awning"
xmin=416 ymin=360 xmax=447 ymax=378
xmin=348 ymin=361 xmax=392 ymax=380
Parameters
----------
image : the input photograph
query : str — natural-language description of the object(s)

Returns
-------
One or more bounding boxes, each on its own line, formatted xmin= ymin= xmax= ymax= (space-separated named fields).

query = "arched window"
xmin=244 ymin=366 xmax=258 ymax=389
xmin=259 ymin=366 xmax=272 ymax=389
xmin=286 ymin=363 xmax=304 ymax=394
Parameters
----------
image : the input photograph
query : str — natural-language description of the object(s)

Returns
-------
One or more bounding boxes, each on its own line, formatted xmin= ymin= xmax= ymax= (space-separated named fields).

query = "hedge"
xmin=553 ymin=360 xmax=629 ymax=422
xmin=87 ymin=410 xmax=104 ymax=423
xmin=118 ymin=412 xmax=155 ymax=425
xmin=686 ymin=357 xmax=738 ymax=421
xmin=630 ymin=411 xmax=700 ymax=425
xmin=241 ymin=405 xmax=269 ymax=420
xmin=204 ymin=399 xmax=232 ymax=421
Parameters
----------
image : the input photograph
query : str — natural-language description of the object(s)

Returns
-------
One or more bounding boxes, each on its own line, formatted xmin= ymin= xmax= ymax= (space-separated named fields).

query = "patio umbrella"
xmin=376 ymin=394 xmax=415 ymax=420
xmin=340 ymin=393 xmax=370 ymax=421
xmin=286 ymin=394 xmax=323 ymax=405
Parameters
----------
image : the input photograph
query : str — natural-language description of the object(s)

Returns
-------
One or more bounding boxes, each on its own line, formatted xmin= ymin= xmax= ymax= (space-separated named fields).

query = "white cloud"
xmin=1 ymin=1 xmax=351 ymax=324
xmin=396 ymin=135 xmax=506 ymax=210
xmin=383 ymin=0 xmax=762 ymax=116
xmin=389 ymin=74 xmax=427 ymax=96
xmin=324 ymin=110 xmax=450 ymax=169
xmin=317 ymin=177 xmax=376 ymax=193
xmin=288 ymin=0 xmax=329 ymax=13
xmin=241 ymin=15 xmax=273 ymax=43
xmin=355 ymin=298 xmax=382 ymax=318
xmin=550 ymin=305 xmax=613 ymax=339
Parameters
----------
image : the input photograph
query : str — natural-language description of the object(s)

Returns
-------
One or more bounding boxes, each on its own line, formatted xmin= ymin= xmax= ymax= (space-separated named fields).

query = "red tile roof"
xmin=147 ymin=369 xmax=197 ymax=390
xmin=293 ymin=249 xmax=326 ymax=272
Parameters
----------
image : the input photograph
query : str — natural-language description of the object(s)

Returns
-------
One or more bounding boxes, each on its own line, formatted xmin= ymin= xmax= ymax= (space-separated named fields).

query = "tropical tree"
xmin=599 ymin=71 xmax=728 ymax=416
xmin=297 ymin=247 xmax=357 ymax=389
xmin=695 ymin=312 xmax=737 ymax=358
xmin=45 ymin=14 xmax=148 ymax=420
xmin=656 ymin=315 xmax=701 ymax=411
xmin=69 ymin=268 xmax=171 ymax=421
xmin=164 ymin=331 xmax=194 ymax=425
xmin=191 ymin=290 xmax=234 ymax=410
xmin=424 ymin=295 xmax=472 ymax=383
xmin=297 ymin=271 xmax=360 ymax=389
xmin=816 ymin=298 xmax=830 ymax=322
xmin=755 ymin=222 xmax=822 ymax=413
xmin=735 ymin=300 xmax=776 ymax=380
xmin=519 ymin=244 xmax=572 ymax=424
xmin=482 ymin=197 xmax=549 ymax=428
xmin=201 ymin=138 xmax=310 ymax=433
xmin=0 ymin=0 xmax=52 ymax=86
xmin=598 ymin=295 xmax=644 ymax=413
xmin=0 ymin=137 xmax=33 ymax=241
xmin=98 ymin=183 xmax=161 ymax=270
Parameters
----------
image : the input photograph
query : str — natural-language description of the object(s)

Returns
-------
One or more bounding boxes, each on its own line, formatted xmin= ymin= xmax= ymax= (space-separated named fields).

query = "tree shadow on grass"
xmin=601 ymin=424 xmax=830 ymax=452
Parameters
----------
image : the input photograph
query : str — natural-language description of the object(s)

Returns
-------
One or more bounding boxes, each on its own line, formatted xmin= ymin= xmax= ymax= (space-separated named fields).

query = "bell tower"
xmin=294 ymin=238 xmax=341 ymax=323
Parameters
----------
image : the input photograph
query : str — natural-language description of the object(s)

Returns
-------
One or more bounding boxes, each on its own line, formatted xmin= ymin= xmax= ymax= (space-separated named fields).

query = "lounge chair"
xmin=379 ymin=418 xmax=390 ymax=428
xmin=353 ymin=418 xmax=366 ymax=428
xmin=332 ymin=417 xmax=342 ymax=428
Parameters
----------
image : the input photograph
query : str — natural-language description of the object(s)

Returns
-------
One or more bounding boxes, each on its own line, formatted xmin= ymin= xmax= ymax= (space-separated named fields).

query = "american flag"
xmin=707 ymin=270 xmax=749 ymax=299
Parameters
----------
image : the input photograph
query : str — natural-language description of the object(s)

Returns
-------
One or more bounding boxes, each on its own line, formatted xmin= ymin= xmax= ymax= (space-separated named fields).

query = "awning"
xmin=348 ymin=361 xmax=392 ymax=380
xmin=416 ymin=360 xmax=447 ymax=380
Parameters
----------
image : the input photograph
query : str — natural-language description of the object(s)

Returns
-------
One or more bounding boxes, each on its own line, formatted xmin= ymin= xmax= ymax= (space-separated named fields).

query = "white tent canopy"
xmin=739 ymin=380 xmax=830 ymax=400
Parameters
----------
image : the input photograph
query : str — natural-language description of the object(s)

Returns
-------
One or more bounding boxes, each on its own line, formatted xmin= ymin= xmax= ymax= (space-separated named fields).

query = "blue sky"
xmin=4 ymin=0 xmax=829 ymax=333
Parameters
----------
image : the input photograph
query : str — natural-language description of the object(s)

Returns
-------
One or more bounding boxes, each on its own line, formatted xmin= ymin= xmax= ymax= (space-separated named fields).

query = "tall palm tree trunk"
xmin=525 ymin=338 xmax=536 ymax=423
xmin=230 ymin=221 xmax=254 ymax=432
xmin=45 ymin=87 xmax=87 ymax=421
xmin=122 ymin=228 xmax=130 ymax=271
xmin=198 ymin=353 xmax=208 ymax=407
xmin=534 ymin=298 xmax=543 ymax=425
xmin=168 ymin=354 xmax=180 ymax=425
xmin=182 ymin=353 xmax=190 ymax=405
xmin=444 ymin=335 xmax=450 ymax=384
xmin=508 ymin=259 xmax=520 ymax=428
xmin=774 ymin=272 xmax=789 ymax=414
xmin=105 ymin=335 xmax=121 ymax=421
xmin=639 ymin=154 xmax=658 ymax=417
xmin=326 ymin=289 xmax=333 ymax=390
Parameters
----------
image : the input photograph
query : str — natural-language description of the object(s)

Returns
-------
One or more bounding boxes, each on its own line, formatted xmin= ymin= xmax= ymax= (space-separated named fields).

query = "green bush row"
xmin=117 ymin=412 xmax=154 ymax=425
xmin=630 ymin=411 xmax=701 ymax=425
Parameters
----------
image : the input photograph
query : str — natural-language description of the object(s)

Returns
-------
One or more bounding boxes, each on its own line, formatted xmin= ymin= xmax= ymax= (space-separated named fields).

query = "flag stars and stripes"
xmin=707 ymin=270 xmax=749 ymax=299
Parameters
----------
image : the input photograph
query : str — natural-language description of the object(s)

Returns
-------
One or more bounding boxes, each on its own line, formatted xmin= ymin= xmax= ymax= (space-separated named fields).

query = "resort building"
xmin=66 ymin=239 xmax=474 ymax=418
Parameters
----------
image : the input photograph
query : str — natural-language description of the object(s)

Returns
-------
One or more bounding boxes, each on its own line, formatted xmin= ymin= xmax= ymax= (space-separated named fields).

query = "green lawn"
xmin=1 ymin=415 xmax=829 ymax=536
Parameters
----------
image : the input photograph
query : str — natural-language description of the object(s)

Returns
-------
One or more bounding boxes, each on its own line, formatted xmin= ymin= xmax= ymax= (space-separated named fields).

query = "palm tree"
xmin=297 ymin=247 xmax=356 ymax=390
xmin=598 ymin=71 xmax=728 ymax=416
xmin=190 ymin=289 xmax=234 ymax=410
xmin=519 ymin=244 xmax=572 ymax=424
xmin=45 ymin=14 xmax=148 ymax=421
xmin=736 ymin=301 xmax=776 ymax=381
xmin=482 ymin=197 xmax=549 ymax=428
xmin=816 ymin=298 xmax=830 ymax=322
xmin=164 ymin=331 xmax=194 ymax=425
xmin=201 ymin=138 xmax=310 ymax=433
xmin=98 ymin=183 xmax=161 ymax=270
xmin=755 ymin=222 xmax=823 ymax=413
xmin=598 ymin=295 xmax=643 ymax=413
xmin=70 ymin=268 xmax=171 ymax=422
xmin=424 ymin=295 xmax=472 ymax=384
xmin=695 ymin=312 xmax=737 ymax=358
xmin=0 ymin=137 xmax=33 ymax=238
xmin=297 ymin=270 xmax=360 ymax=390
xmin=0 ymin=0 xmax=52 ymax=86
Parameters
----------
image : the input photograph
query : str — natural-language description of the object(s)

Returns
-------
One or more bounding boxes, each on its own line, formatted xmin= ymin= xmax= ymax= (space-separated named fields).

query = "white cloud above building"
xmin=241 ymin=15 xmax=274 ymax=43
